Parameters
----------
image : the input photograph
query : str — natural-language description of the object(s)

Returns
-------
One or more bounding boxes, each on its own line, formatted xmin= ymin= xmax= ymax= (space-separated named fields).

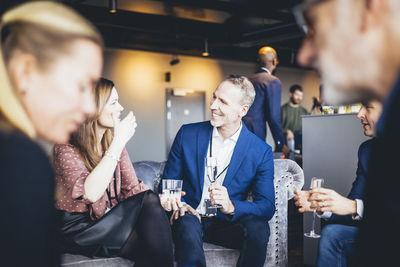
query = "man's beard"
xmin=290 ymin=98 xmax=300 ymax=105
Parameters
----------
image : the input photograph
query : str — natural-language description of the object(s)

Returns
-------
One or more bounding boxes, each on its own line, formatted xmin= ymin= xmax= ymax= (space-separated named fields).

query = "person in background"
xmin=293 ymin=0 xmax=400 ymax=265
xmin=244 ymin=46 xmax=290 ymax=156
xmin=281 ymin=84 xmax=309 ymax=151
xmin=310 ymin=85 xmax=325 ymax=115
xmin=0 ymin=2 xmax=102 ymax=266
xmin=310 ymin=96 xmax=323 ymax=115
xmin=161 ymin=76 xmax=275 ymax=267
xmin=294 ymin=100 xmax=382 ymax=267
xmin=53 ymin=78 xmax=174 ymax=267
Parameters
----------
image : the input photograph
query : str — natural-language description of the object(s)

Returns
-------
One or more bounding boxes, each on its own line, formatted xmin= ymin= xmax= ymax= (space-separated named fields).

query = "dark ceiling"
xmin=1 ymin=0 xmax=305 ymax=68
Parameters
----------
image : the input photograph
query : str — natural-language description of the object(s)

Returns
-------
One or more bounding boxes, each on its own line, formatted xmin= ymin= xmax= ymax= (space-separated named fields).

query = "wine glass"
xmin=304 ymin=177 xmax=324 ymax=238
xmin=204 ymin=156 xmax=221 ymax=208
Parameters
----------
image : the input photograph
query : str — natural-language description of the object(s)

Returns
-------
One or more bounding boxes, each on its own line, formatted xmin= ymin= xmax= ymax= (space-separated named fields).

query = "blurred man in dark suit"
xmin=293 ymin=0 xmax=400 ymax=265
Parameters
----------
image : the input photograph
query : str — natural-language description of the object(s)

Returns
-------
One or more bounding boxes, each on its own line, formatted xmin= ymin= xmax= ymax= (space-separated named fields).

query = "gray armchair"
xmin=61 ymin=159 xmax=304 ymax=267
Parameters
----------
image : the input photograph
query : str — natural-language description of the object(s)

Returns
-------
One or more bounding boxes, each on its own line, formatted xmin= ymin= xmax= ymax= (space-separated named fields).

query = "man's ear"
xmin=241 ymin=104 xmax=250 ymax=117
xmin=7 ymin=53 xmax=38 ymax=95
xmin=361 ymin=0 xmax=388 ymax=32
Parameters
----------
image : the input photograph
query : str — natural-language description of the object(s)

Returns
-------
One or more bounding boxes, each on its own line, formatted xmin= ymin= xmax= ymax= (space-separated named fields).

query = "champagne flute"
xmin=205 ymin=156 xmax=221 ymax=208
xmin=304 ymin=177 xmax=324 ymax=238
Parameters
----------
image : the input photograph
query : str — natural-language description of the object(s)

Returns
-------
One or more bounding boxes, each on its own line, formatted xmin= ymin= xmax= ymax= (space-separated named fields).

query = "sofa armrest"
xmin=132 ymin=161 xmax=166 ymax=192
xmin=273 ymin=159 xmax=304 ymax=200
xmin=263 ymin=159 xmax=304 ymax=266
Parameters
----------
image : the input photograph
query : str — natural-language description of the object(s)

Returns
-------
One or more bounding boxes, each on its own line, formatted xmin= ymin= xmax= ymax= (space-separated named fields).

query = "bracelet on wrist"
xmin=105 ymin=150 xmax=120 ymax=163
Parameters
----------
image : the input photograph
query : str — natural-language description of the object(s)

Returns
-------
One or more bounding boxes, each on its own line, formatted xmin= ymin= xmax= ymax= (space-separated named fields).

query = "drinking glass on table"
xmin=304 ymin=177 xmax=324 ymax=238
xmin=205 ymin=156 xmax=222 ymax=209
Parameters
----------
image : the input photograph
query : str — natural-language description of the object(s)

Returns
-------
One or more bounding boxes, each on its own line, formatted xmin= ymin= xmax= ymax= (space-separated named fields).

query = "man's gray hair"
xmin=225 ymin=75 xmax=255 ymax=107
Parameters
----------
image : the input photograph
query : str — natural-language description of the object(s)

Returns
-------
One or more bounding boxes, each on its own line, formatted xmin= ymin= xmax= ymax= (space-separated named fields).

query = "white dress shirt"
xmin=196 ymin=123 xmax=243 ymax=215
xmin=261 ymin=67 xmax=271 ymax=75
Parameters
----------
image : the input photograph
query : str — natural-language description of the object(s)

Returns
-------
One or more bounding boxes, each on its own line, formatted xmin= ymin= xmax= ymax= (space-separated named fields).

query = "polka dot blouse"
xmin=53 ymin=144 xmax=149 ymax=220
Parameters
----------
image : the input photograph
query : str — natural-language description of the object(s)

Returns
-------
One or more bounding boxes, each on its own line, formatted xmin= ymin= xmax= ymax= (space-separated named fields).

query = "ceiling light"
xmin=202 ymin=38 xmax=209 ymax=57
xmin=109 ymin=0 xmax=117 ymax=13
xmin=170 ymin=55 xmax=180 ymax=65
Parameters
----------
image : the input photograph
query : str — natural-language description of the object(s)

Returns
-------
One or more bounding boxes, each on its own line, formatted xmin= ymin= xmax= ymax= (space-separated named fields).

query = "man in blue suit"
xmin=244 ymin=46 xmax=290 ymax=156
xmin=161 ymin=76 xmax=275 ymax=267
xmin=294 ymin=100 xmax=382 ymax=267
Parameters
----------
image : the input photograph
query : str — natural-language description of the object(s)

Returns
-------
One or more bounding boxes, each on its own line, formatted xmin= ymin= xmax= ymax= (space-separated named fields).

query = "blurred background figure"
xmin=281 ymin=84 xmax=309 ymax=152
xmin=0 ymin=2 xmax=103 ymax=266
xmin=244 ymin=46 xmax=290 ymax=156
xmin=310 ymin=96 xmax=323 ymax=115
xmin=310 ymin=85 xmax=325 ymax=115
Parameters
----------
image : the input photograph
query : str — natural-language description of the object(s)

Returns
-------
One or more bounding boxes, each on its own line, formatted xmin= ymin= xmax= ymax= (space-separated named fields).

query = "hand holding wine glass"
xmin=205 ymin=156 xmax=222 ymax=209
xmin=304 ymin=177 xmax=324 ymax=238
xmin=294 ymin=189 xmax=313 ymax=213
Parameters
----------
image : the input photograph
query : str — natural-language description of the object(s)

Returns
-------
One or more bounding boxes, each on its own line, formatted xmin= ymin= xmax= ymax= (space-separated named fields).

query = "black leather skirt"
xmin=57 ymin=190 xmax=149 ymax=257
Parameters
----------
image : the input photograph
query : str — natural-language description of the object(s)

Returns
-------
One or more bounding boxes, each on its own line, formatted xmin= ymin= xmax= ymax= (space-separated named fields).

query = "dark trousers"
xmin=317 ymin=224 xmax=359 ymax=267
xmin=172 ymin=214 xmax=270 ymax=267
xmin=59 ymin=191 xmax=174 ymax=267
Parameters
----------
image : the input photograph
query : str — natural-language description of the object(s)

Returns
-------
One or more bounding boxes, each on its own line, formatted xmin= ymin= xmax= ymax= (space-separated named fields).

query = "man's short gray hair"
xmin=225 ymin=75 xmax=255 ymax=107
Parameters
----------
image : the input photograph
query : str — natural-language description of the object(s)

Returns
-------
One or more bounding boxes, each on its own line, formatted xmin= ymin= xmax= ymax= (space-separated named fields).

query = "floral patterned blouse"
xmin=53 ymin=144 xmax=149 ymax=220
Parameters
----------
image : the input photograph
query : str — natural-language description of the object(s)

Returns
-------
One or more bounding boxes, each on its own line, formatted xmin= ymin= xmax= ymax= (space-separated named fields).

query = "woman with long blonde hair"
xmin=53 ymin=78 xmax=174 ymax=267
xmin=0 ymin=1 xmax=103 ymax=266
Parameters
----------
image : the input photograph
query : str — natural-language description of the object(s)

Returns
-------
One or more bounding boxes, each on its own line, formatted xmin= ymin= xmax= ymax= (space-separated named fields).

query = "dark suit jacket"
xmin=244 ymin=68 xmax=285 ymax=151
xmin=328 ymin=139 xmax=373 ymax=225
xmin=0 ymin=130 xmax=60 ymax=267
xmin=162 ymin=121 xmax=275 ymax=222
xmin=356 ymin=75 xmax=400 ymax=266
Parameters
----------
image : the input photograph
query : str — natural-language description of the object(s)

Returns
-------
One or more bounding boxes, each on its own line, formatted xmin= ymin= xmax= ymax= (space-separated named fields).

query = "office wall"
xmin=102 ymin=48 xmax=321 ymax=161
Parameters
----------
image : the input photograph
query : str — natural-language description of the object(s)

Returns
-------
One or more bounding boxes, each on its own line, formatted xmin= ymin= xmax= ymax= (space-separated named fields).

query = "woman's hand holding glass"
xmin=159 ymin=189 xmax=201 ymax=224
xmin=160 ymin=179 xmax=184 ymax=213
xmin=160 ymin=191 xmax=185 ymax=212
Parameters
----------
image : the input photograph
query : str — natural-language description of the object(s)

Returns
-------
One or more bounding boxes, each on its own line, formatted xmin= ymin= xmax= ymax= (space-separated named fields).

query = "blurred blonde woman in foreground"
xmin=0 ymin=2 xmax=103 ymax=266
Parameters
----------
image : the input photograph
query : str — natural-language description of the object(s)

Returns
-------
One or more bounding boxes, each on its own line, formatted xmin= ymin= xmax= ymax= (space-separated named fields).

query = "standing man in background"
xmin=281 ymin=84 xmax=309 ymax=151
xmin=244 ymin=46 xmax=290 ymax=155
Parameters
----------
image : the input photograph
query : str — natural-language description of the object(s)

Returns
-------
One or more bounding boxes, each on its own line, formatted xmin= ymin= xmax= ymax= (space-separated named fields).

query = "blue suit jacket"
xmin=244 ymin=68 xmax=284 ymax=150
xmin=162 ymin=121 xmax=275 ymax=222
xmin=328 ymin=139 xmax=373 ymax=224
xmin=355 ymin=74 xmax=400 ymax=266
